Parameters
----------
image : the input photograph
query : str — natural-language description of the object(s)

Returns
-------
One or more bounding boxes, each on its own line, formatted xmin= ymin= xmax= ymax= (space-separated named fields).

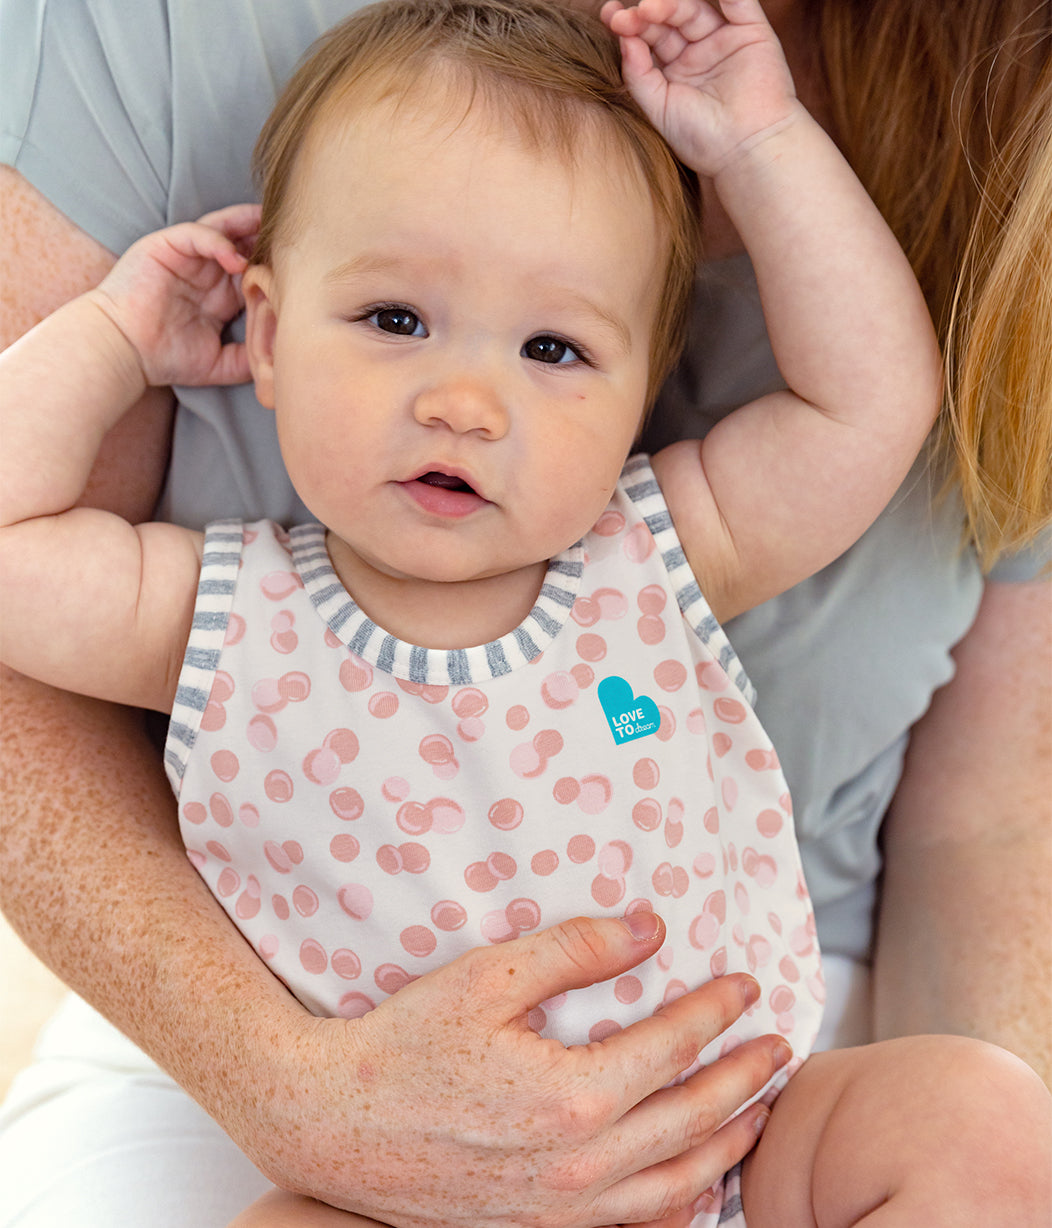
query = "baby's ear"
xmin=242 ymin=264 xmax=278 ymax=409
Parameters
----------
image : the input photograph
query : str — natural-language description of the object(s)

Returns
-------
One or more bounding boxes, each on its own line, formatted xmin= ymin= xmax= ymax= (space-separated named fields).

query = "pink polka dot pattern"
xmin=171 ymin=461 xmax=823 ymax=1122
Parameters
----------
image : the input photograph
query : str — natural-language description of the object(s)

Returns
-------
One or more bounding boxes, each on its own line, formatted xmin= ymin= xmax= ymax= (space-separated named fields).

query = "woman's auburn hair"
xmin=251 ymin=0 xmax=701 ymax=411
xmin=816 ymin=0 xmax=1051 ymax=566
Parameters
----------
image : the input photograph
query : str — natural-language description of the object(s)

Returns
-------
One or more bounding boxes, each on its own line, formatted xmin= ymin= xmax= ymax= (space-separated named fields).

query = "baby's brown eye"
xmin=371 ymin=307 xmax=425 ymax=336
xmin=523 ymin=335 xmax=577 ymax=365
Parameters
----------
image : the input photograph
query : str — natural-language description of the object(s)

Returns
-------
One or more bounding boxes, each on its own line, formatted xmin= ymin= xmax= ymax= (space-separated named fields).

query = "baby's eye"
xmin=523 ymin=334 xmax=586 ymax=366
xmin=366 ymin=306 xmax=427 ymax=337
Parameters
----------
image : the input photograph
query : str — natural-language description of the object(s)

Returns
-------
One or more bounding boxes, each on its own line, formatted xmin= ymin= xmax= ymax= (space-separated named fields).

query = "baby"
xmin=4 ymin=1 xmax=1046 ymax=1225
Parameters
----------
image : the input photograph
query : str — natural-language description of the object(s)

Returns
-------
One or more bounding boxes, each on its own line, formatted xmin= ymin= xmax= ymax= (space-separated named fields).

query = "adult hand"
xmin=234 ymin=912 xmax=788 ymax=1227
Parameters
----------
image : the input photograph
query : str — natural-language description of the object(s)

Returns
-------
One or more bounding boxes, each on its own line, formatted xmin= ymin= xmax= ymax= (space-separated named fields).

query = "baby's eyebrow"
xmin=324 ymin=252 xmax=405 ymax=284
xmin=557 ymin=290 xmax=632 ymax=357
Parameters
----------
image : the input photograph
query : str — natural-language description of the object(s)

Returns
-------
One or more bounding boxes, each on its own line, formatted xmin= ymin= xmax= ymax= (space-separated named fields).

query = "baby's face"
xmin=245 ymin=91 xmax=661 ymax=596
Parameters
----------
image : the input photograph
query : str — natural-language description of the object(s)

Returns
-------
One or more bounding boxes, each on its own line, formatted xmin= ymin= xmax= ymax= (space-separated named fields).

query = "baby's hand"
xmin=92 ymin=203 xmax=261 ymax=389
xmin=601 ymin=0 xmax=799 ymax=177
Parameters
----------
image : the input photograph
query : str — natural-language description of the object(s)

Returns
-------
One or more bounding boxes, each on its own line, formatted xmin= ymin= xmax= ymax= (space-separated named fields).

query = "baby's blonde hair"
xmin=252 ymin=0 xmax=701 ymax=409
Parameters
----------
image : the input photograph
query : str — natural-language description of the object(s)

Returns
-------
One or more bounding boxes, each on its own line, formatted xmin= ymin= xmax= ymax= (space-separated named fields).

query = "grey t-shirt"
xmin=3 ymin=0 xmax=1044 ymax=962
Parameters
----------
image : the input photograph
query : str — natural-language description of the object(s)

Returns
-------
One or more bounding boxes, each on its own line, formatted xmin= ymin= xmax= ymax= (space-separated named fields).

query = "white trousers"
xmin=0 ymin=956 xmax=870 ymax=1226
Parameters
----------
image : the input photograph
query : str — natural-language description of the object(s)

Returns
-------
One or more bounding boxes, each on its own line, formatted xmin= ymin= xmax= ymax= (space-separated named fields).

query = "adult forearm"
xmin=873 ymin=578 xmax=1052 ymax=1084
xmin=0 ymin=668 xmax=309 ymax=1104
xmin=875 ymin=825 xmax=1051 ymax=1083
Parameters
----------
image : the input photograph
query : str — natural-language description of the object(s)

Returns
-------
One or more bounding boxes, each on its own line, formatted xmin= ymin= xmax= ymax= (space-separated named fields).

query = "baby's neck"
xmin=325 ymin=532 xmax=549 ymax=649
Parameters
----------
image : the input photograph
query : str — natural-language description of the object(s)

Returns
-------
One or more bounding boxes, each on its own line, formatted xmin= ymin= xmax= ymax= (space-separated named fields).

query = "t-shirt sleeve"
xmin=0 ymin=0 xmax=173 ymax=253
xmin=986 ymin=529 xmax=1052 ymax=583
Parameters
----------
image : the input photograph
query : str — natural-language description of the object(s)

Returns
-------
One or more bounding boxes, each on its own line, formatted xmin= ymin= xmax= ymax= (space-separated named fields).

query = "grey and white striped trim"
xmin=291 ymin=523 xmax=585 ymax=686
xmin=621 ymin=454 xmax=757 ymax=706
xmin=164 ymin=521 xmax=242 ymax=791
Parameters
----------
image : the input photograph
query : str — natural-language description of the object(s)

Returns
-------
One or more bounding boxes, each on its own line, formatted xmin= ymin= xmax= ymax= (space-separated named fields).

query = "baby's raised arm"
xmin=604 ymin=0 xmax=942 ymax=621
xmin=0 ymin=205 xmax=260 ymax=709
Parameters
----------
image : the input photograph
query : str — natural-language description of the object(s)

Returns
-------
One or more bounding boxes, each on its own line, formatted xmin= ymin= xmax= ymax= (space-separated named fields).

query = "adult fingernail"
xmin=740 ymin=975 xmax=761 ymax=1008
xmin=620 ymin=910 xmax=660 ymax=941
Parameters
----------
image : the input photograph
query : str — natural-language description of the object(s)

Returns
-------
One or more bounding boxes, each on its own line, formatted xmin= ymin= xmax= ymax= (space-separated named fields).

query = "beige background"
xmin=0 ymin=913 xmax=67 ymax=1098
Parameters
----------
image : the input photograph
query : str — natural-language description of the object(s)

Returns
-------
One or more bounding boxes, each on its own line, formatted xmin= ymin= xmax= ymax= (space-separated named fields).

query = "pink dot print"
xmin=420 ymin=734 xmax=458 ymax=780
xmin=338 ymin=992 xmax=376 ymax=1019
xmin=329 ymin=833 xmax=360 ymax=862
xmin=261 ymin=570 xmax=303 ymax=601
xmin=293 ymin=885 xmax=319 ymax=917
xmin=225 ymin=613 xmax=246 ymax=645
xmin=576 ymin=775 xmax=612 ymax=815
xmin=259 ymin=935 xmax=279 ymax=961
xmin=589 ymin=1020 xmax=622 ymax=1043
xmin=382 ymin=777 xmax=410 ymax=803
xmin=553 ymin=777 xmax=580 ymax=805
xmin=714 ymin=696 xmax=747 ymax=724
xmin=332 ymin=949 xmax=362 ymax=980
xmin=570 ymin=663 xmax=594 ymax=690
xmin=696 ymin=661 xmax=729 ymax=692
xmin=324 ymin=728 xmax=359 ymax=763
xmin=216 ymin=867 xmax=240 ymax=898
xmin=531 ymin=849 xmax=559 ymax=876
xmin=235 ymin=883 xmax=261 ymax=920
xmin=591 ymin=874 xmax=625 ymax=907
xmin=429 ymin=798 xmax=465 ymax=834
xmin=632 ymin=799 xmax=662 ymax=831
xmin=303 ymin=747 xmax=341 ymax=787
xmin=576 ymin=633 xmax=607 ymax=663
xmin=183 ymin=802 xmax=207 ymax=825
xmin=368 ymin=692 xmax=399 ymax=719
xmin=567 ymin=834 xmax=596 ymax=864
xmin=401 ymin=926 xmax=437 ymax=958
xmin=712 ymin=732 xmax=733 ymax=758
xmin=209 ymin=793 xmax=234 ymax=827
xmin=396 ymin=680 xmax=448 ymax=705
xmin=375 ymin=964 xmax=414 ymax=994
xmin=488 ymin=798 xmax=524 ymax=831
xmin=431 ymin=900 xmax=467 ymax=931
xmin=623 ymin=523 xmax=654 ymax=563
xmin=272 ymin=895 xmax=290 ymax=921
xmin=340 ymin=658 xmax=373 ymax=692
xmin=746 ymin=747 xmax=780 ymax=770
xmin=506 ymin=704 xmax=530 ymax=731
xmin=338 ymin=882 xmax=374 ymax=920
xmin=330 ymin=787 xmax=364 ymax=822
xmin=238 ymin=803 xmax=260 ymax=828
xmin=247 ymin=714 xmax=278 ymax=752
xmin=300 ymin=939 xmax=327 ymax=975
xmin=615 ymin=975 xmax=643 ymax=1005
xmin=637 ymin=614 xmax=665 ymax=646
xmin=633 ymin=758 xmax=660 ymax=789
xmin=452 ymin=688 xmax=488 ymax=719
xmin=265 ymin=770 xmax=294 ymax=803
xmin=598 ymin=840 xmax=632 ymax=878
xmin=205 ymin=840 xmax=231 ymax=862
xmin=270 ymin=609 xmax=298 ymax=654
xmin=278 ymin=671 xmax=310 ymax=703
xmin=756 ymin=809 xmax=784 ymax=838
xmin=742 ymin=847 xmax=778 ymax=887
xmin=654 ymin=660 xmax=687 ymax=691
xmin=593 ymin=509 xmax=625 ymax=537
xmin=541 ymin=671 xmax=579 ymax=710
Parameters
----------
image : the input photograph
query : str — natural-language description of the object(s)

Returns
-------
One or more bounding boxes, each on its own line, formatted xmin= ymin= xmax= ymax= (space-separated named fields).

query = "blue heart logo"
xmin=597 ymin=675 xmax=661 ymax=745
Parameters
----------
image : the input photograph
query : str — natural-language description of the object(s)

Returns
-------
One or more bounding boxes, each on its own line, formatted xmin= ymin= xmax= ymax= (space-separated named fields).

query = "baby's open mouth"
xmin=417 ymin=471 xmax=477 ymax=495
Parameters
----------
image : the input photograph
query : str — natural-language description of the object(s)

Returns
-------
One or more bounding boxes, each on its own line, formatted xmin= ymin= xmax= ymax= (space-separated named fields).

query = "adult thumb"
xmin=489 ymin=911 xmax=666 ymax=1019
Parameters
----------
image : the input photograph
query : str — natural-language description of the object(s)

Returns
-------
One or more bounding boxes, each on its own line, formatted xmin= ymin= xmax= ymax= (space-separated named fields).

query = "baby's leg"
xmin=227 ymin=1189 xmax=384 ymax=1227
xmin=741 ymin=1034 xmax=1051 ymax=1227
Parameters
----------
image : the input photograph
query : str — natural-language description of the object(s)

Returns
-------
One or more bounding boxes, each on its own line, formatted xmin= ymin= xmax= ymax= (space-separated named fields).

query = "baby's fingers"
xmin=196 ymin=202 xmax=262 ymax=262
